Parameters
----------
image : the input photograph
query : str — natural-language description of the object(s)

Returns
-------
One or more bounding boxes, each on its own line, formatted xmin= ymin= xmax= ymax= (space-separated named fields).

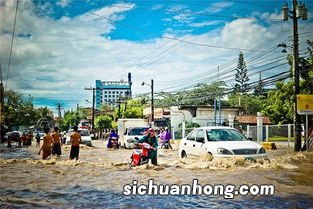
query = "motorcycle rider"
xmin=161 ymin=127 xmax=172 ymax=149
xmin=107 ymin=129 xmax=119 ymax=148
xmin=138 ymin=128 xmax=158 ymax=165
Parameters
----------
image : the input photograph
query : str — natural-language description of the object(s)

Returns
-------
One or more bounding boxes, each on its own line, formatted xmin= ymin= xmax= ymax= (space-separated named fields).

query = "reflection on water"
xmin=0 ymin=141 xmax=313 ymax=208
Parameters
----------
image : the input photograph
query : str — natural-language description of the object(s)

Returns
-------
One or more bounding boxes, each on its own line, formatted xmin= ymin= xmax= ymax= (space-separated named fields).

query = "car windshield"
xmin=206 ymin=129 xmax=247 ymax=141
xmin=128 ymin=127 xmax=149 ymax=136
xmin=79 ymin=130 xmax=90 ymax=136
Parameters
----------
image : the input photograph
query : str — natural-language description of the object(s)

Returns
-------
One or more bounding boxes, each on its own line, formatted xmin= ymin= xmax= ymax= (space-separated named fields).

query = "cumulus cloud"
xmin=56 ymin=0 xmax=71 ymax=8
xmin=189 ymin=20 xmax=224 ymax=28
xmin=0 ymin=0 xmax=302 ymax=111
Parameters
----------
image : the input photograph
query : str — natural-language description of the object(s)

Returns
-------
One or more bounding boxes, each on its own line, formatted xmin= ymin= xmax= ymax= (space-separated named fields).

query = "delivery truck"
xmin=117 ymin=118 xmax=149 ymax=148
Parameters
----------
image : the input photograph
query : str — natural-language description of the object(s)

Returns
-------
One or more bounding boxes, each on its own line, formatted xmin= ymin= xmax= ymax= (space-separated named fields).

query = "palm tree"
xmin=36 ymin=107 xmax=54 ymax=128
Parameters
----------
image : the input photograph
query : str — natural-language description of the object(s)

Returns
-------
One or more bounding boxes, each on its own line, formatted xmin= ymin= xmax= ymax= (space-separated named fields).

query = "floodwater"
xmin=1 ymin=140 xmax=313 ymax=209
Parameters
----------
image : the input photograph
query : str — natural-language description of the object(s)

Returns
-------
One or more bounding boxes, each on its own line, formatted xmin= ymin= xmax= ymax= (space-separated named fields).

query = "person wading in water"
xmin=38 ymin=127 xmax=53 ymax=160
xmin=69 ymin=126 xmax=81 ymax=160
xmin=51 ymin=127 xmax=62 ymax=157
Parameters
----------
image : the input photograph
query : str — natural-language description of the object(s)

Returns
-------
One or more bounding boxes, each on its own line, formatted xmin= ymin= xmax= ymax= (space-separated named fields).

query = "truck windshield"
xmin=128 ymin=127 xmax=149 ymax=136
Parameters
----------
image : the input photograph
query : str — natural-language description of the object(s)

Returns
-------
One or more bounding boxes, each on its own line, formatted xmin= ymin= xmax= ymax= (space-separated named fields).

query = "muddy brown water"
xmin=0 ymin=140 xmax=313 ymax=208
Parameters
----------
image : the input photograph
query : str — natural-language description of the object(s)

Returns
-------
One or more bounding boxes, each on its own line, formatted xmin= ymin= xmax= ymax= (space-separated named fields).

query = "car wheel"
xmin=206 ymin=152 xmax=213 ymax=161
xmin=181 ymin=150 xmax=187 ymax=158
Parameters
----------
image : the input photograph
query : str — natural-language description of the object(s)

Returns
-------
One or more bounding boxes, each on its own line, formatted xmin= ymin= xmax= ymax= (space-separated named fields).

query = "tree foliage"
xmin=227 ymin=94 xmax=264 ymax=115
xmin=263 ymin=39 xmax=313 ymax=124
xmin=3 ymin=89 xmax=53 ymax=130
xmin=234 ymin=51 xmax=249 ymax=94
xmin=36 ymin=107 xmax=54 ymax=128
xmin=114 ymin=99 xmax=143 ymax=120
xmin=60 ymin=110 xmax=80 ymax=130
xmin=154 ymin=81 xmax=226 ymax=107
xmin=95 ymin=115 xmax=112 ymax=130
xmin=262 ymin=81 xmax=294 ymax=124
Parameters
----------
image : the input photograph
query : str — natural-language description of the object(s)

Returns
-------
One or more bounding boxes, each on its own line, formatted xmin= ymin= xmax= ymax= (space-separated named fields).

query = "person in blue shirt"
xmin=107 ymin=129 xmax=119 ymax=148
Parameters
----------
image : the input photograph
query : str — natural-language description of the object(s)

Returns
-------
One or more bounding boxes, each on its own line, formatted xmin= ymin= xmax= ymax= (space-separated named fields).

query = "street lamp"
xmin=281 ymin=0 xmax=308 ymax=151
xmin=84 ymin=87 xmax=100 ymax=133
xmin=142 ymin=79 xmax=154 ymax=124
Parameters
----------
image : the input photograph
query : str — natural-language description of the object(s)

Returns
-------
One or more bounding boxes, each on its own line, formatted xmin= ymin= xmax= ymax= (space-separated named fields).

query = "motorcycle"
xmin=161 ymin=140 xmax=171 ymax=149
xmin=110 ymin=136 xmax=119 ymax=149
xmin=129 ymin=142 xmax=155 ymax=167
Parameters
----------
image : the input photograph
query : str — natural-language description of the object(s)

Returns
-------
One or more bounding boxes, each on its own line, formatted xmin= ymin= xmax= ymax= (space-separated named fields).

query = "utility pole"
xmin=0 ymin=62 xmax=4 ymax=141
xmin=118 ymin=92 xmax=122 ymax=119
xmin=142 ymin=79 xmax=154 ymax=125
xmin=56 ymin=103 xmax=62 ymax=119
xmin=151 ymin=79 xmax=154 ymax=123
xmin=0 ymin=82 xmax=3 ymax=141
xmin=85 ymin=87 xmax=96 ymax=132
xmin=281 ymin=0 xmax=308 ymax=151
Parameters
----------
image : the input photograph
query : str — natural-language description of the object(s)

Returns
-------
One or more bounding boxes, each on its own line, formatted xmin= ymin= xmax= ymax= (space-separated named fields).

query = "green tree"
xmin=36 ymin=107 xmax=54 ymax=128
xmin=263 ymin=39 xmax=313 ymax=125
xmin=4 ymin=89 xmax=38 ymax=130
xmin=61 ymin=110 xmax=80 ymax=130
xmin=228 ymin=94 xmax=264 ymax=115
xmin=95 ymin=115 xmax=112 ymax=130
xmin=100 ymin=104 xmax=112 ymax=112
xmin=114 ymin=99 xmax=143 ymax=120
xmin=234 ymin=51 xmax=249 ymax=94
xmin=154 ymin=81 xmax=226 ymax=106
xmin=262 ymin=81 xmax=294 ymax=124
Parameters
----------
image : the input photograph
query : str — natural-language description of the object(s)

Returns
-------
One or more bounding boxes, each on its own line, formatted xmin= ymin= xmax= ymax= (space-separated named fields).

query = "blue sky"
xmin=0 ymin=0 xmax=312 ymax=115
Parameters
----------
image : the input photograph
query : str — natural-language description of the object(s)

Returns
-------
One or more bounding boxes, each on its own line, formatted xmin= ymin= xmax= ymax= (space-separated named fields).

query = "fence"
xmin=171 ymin=127 xmax=194 ymax=140
xmin=172 ymin=123 xmax=297 ymax=143
xmin=247 ymin=124 xmax=295 ymax=147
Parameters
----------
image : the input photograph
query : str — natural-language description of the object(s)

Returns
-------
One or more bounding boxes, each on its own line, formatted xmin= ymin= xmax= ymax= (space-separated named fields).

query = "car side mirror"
xmin=90 ymin=134 xmax=94 ymax=138
xmin=247 ymin=137 xmax=253 ymax=141
xmin=196 ymin=138 xmax=205 ymax=143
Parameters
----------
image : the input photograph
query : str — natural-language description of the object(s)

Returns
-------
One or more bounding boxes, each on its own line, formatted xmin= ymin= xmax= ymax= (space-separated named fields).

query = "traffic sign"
xmin=297 ymin=94 xmax=313 ymax=115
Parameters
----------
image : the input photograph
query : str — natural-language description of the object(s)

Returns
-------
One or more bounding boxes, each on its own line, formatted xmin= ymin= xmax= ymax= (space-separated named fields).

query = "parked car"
xmin=66 ymin=129 xmax=92 ymax=146
xmin=123 ymin=127 xmax=149 ymax=149
xmin=33 ymin=131 xmax=45 ymax=140
xmin=2 ymin=131 xmax=22 ymax=143
xmin=178 ymin=126 xmax=267 ymax=160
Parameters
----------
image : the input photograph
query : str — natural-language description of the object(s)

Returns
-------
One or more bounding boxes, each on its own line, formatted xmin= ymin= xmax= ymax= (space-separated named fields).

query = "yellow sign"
xmin=297 ymin=94 xmax=313 ymax=115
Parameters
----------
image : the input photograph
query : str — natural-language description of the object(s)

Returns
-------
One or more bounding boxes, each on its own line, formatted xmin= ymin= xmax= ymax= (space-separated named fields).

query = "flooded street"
xmin=1 ymin=140 xmax=313 ymax=209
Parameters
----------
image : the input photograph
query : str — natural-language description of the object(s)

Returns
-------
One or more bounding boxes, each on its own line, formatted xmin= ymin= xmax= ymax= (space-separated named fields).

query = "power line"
xmin=5 ymin=0 xmax=19 ymax=90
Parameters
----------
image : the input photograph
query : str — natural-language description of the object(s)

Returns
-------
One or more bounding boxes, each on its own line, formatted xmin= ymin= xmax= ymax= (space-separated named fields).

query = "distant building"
xmin=95 ymin=73 xmax=132 ymax=109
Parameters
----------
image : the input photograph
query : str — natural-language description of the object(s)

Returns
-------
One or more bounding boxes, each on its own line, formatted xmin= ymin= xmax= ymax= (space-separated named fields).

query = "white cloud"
xmin=56 ymin=0 xmax=71 ymax=8
xmin=151 ymin=4 xmax=164 ymax=11
xmin=220 ymin=18 xmax=273 ymax=49
xmin=189 ymin=20 xmax=224 ymax=28
xmin=1 ymin=0 xmax=302 ymax=111
xmin=202 ymin=1 xmax=234 ymax=13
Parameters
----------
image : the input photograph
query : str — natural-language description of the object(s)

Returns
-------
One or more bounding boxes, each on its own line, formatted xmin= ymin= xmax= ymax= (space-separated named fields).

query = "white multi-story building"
xmin=95 ymin=73 xmax=132 ymax=109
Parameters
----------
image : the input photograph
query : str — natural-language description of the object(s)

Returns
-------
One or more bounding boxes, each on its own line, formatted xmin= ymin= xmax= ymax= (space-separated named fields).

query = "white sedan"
xmin=178 ymin=126 xmax=267 ymax=160
xmin=66 ymin=129 xmax=92 ymax=146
